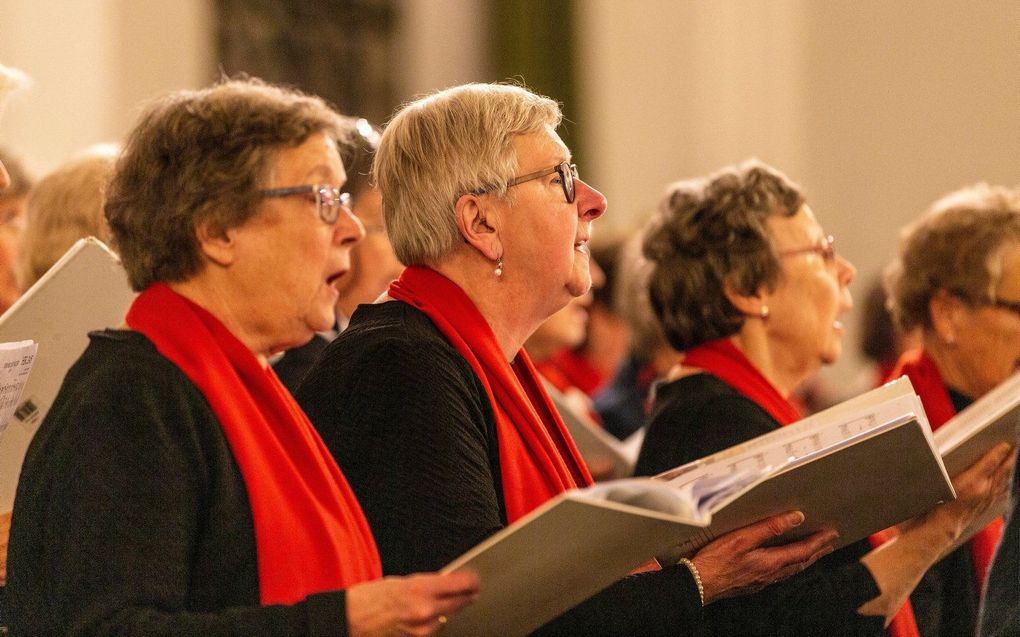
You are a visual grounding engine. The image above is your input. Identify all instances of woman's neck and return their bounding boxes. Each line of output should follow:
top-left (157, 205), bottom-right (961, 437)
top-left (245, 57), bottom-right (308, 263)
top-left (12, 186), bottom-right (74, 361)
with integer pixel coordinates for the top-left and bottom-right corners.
top-left (922, 332), bottom-right (978, 400)
top-left (729, 327), bottom-right (813, 398)
top-left (168, 278), bottom-right (274, 365)
top-left (432, 257), bottom-right (549, 363)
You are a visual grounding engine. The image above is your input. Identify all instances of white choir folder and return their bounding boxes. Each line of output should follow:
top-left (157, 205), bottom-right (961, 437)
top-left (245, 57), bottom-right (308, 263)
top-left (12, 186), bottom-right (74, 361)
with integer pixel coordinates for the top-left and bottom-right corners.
top-left (929, 370), bottom-right (1020, 550)
top-left (0, 238), bottom-right (135, 511)
top-left (440, 377), bottom-right (954, 637)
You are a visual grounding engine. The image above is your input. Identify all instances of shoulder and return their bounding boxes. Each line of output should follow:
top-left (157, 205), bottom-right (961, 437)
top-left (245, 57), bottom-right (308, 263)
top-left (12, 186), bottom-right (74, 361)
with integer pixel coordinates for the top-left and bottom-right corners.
top-left (303, 301), bottom-right (485, 402)
top-left (56, 329), bottom-right (209, 414)
top-left (636, 374), bottom-right (779, 474)
top-left (27, 330), bottom-right (220, 478)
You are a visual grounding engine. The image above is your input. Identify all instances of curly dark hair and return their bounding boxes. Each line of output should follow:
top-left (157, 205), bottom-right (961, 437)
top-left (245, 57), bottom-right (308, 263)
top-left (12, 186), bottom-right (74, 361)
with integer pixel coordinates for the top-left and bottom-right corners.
top-left (642, 159), bottom-right (805, 351)
top-left (105, 77), bottom-right (345, 291)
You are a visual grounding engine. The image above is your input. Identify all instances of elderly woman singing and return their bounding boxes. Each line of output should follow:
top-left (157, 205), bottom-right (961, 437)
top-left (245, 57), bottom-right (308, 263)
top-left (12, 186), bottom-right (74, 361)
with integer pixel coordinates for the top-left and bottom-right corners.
top-left (632, 161), bottom-right (1013, 637)
top-left (885, 184), bottom-right (1020, 637)
top-left (7, 78), bottom-right (477, 636)
top-left (298, 84), bottom-right (840, 635)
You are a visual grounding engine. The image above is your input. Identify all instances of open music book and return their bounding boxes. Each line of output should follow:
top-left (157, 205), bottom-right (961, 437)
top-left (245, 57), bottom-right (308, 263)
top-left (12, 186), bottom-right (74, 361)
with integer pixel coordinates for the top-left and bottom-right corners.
top-left (0, 238), bottom-right (135, 510)
top-left (931, 370), bottom-right (1020, 549)
top-left (440, 377), bottom-right (954, 636)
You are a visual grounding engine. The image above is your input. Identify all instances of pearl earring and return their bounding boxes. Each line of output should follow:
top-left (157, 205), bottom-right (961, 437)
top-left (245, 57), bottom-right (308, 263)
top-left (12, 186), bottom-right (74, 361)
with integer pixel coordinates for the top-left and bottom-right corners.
top-left (760, 305), bottom-right (770, 319)
top-left (495, 257), bottom-right (504, 278)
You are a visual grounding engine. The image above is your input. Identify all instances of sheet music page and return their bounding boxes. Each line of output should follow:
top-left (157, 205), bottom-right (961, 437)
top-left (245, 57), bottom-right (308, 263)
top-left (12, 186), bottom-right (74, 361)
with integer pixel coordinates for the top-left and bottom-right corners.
top-left (658, 386), bottom-right (926, 493)
top-left (0, 339), bottom-right (37, 438)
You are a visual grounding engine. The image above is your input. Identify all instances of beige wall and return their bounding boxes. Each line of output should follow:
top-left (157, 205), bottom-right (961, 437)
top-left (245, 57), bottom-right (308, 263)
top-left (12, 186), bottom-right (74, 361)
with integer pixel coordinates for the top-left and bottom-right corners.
top-left (577, 0), bottom-right (1020, 394)
top-left (0, 0), bottom-right (215, 173)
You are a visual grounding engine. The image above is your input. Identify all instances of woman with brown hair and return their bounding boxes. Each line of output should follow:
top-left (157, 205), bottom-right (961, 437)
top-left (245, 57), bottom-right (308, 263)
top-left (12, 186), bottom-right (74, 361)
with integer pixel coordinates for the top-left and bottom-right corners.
top-left (633, 160), bottom-right (1013, 636)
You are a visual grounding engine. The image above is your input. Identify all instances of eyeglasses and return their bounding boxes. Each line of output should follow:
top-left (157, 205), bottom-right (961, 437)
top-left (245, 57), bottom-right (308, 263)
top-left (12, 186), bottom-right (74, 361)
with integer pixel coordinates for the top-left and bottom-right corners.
top-left (259, 184), bottom-right (352, 224)
top-left (951, 289), bottom-right (1020, 317)
top-left (474, 161), bottom-right (579, 204)
top-left (988, 298), bottom-right (1020, 316)
top-left (778, 235), bottom-right (836, 262)
top-left (507, 161), bottom-right (578, 204)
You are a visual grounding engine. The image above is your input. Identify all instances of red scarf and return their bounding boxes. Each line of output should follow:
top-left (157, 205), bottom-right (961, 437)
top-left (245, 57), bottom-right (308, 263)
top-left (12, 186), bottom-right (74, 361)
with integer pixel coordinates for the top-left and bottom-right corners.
top-left (127, 283), bottom-right (381, 605)
top-left (681, 338), bottom-right (802, 425)
top-left (389, 266), bottom-right (592, 522)
top-left (685, 338), bottom-right (919, 637)
top-left (890, 349), bottom-right (1004, 590)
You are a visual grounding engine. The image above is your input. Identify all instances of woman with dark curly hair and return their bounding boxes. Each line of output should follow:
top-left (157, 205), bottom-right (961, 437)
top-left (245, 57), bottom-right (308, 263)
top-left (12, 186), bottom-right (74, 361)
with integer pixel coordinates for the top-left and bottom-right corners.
top-left (885, 184), bottom-right (1020, 637)
top-left (633, 160), bottom-right (1013, 637)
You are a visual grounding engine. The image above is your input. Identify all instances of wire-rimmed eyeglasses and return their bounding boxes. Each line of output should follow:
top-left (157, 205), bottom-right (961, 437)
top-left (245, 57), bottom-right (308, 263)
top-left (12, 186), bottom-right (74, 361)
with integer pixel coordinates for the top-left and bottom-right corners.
top-left (259, 184), bottom-right (352, 224)
top-left (474, 161), bottom-right (579, 204)
top-left (778, 235), bottom-right (836, 262)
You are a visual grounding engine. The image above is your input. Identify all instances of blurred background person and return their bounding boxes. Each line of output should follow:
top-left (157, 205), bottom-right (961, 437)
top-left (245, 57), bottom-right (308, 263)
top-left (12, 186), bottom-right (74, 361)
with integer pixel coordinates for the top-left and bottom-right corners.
top-left (0, 146), bottom-right (32, 314)
top-left (593, 230), bottom-right (678, 440)
top-left (536, 234), bottom-right (631, 398)
top-left (858, 275), bottom-right (921, 388)
top-left (8, 77), bottom-right (477, 635)
top-left (16, 143), bottom-right (118, 289)
top-left (885, 183), bottom-right (1020, 637)
top-left (273, 116), bottom-right (402, 394)
top-left (634, 160), bottom-right (1014, 636)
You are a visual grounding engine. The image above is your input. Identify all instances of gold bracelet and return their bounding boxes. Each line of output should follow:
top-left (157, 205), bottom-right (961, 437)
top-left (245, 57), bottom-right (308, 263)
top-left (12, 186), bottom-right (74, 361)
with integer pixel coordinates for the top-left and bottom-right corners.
top-left (678, 557), bottom-right (705, 607)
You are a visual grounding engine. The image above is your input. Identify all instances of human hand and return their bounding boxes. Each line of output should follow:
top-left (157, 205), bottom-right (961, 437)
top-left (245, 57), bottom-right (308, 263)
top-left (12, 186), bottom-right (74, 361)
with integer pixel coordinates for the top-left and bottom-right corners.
top-left (906, 442), bottom-right (1014, 542)
top-left (0, 510), bottom-right (10, 586)
top-left (346, 571), bottom-right (480, 637)
top-left (691, 511), bottom-right (837, 603)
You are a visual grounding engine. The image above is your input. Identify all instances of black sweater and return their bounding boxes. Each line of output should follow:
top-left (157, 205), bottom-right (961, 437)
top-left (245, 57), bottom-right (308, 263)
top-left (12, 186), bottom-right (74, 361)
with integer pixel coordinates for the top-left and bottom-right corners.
top-left (298, 301), bottom-right (704, 636)
top-left (635, 373), bottom-right (885, 636)
top-left (8, 330), bottom-right (347, 636)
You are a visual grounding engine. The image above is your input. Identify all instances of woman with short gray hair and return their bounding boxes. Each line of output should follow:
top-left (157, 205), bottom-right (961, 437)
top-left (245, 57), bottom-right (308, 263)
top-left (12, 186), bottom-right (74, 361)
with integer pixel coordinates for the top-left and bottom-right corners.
top-left (300, 85), bottom-right (843, 635)
top-left (885, 183), bottom-right (1020, 637)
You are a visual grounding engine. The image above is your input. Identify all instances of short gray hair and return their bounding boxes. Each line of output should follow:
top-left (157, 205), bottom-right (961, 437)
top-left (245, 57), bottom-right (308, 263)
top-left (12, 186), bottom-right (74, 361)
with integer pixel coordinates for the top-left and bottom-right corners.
top-left (885, 184), bottom-right (1020, 332)
top-left (374, 83), bottom-right (561, 266)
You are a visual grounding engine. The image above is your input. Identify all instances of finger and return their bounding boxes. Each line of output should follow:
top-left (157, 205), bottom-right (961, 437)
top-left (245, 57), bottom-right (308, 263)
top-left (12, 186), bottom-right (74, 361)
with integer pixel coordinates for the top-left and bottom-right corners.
top-left (415, 571), bottom-right (481, 598)
top-left (730, 510), bottom-right (805, 547)
top-left (758, 528), bottom-right (839, 568)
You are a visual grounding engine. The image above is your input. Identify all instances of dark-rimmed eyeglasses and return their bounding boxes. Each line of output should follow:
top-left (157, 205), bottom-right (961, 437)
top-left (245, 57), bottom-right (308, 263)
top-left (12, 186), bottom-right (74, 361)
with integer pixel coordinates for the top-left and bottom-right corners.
top-left (259, 184), bottom-right (352, 224)
top-left (474, 161), bottom-right (579, 204)
top-left (778, 235), bottom-right (836, 262)
top-left (950, 289), bottom-right (1020, 317)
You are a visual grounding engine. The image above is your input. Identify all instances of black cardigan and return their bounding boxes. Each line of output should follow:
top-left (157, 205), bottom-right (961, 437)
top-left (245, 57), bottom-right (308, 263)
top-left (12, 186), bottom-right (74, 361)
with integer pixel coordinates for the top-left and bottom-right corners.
top-left (7, 330), bottom-right (347, 636)
top-left (635, 373), bottom-right (885, 636)
top-left (298, 301), bottom-right (704, 636)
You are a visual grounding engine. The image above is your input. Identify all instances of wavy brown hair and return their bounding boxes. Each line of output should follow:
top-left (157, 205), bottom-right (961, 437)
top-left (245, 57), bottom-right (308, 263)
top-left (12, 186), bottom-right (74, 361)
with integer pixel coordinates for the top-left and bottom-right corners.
top-left (643, 160), bottom-right (805, 351)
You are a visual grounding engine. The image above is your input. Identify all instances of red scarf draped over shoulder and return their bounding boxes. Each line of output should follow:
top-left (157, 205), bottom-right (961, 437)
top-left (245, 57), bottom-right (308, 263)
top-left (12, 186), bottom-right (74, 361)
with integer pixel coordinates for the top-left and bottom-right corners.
top-left (890, 349), bottom-right (1004, 590)
top-left (685, 338), bottom-right (920, 637)
top-left (127, 283), bottom-right (381, 605)
top-left (389, 266), bottom-right (592, 522)
top-left (682, 338), bottom-right (802, 425)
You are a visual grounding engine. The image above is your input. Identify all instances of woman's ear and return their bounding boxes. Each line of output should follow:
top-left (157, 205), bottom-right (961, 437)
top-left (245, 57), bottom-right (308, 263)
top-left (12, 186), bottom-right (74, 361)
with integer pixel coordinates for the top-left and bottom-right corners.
top-left (723, 277), bottom-right (769, 319)
top-left (929, 289), bottom-right (962, 345)
top-left (195, 218), bottom-right (237, 267)
top-left (453, 192), bottom-right (502, 261)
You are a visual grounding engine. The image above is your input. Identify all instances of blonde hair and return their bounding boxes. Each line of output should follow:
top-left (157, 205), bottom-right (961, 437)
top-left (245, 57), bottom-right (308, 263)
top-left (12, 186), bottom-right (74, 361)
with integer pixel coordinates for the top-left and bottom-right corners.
top-left (886, 183), bottom-right (1020, 331)
top-left (18, 145), bottom-right (118, 288)
top-left (374, 83), bottom-right (561, 266)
